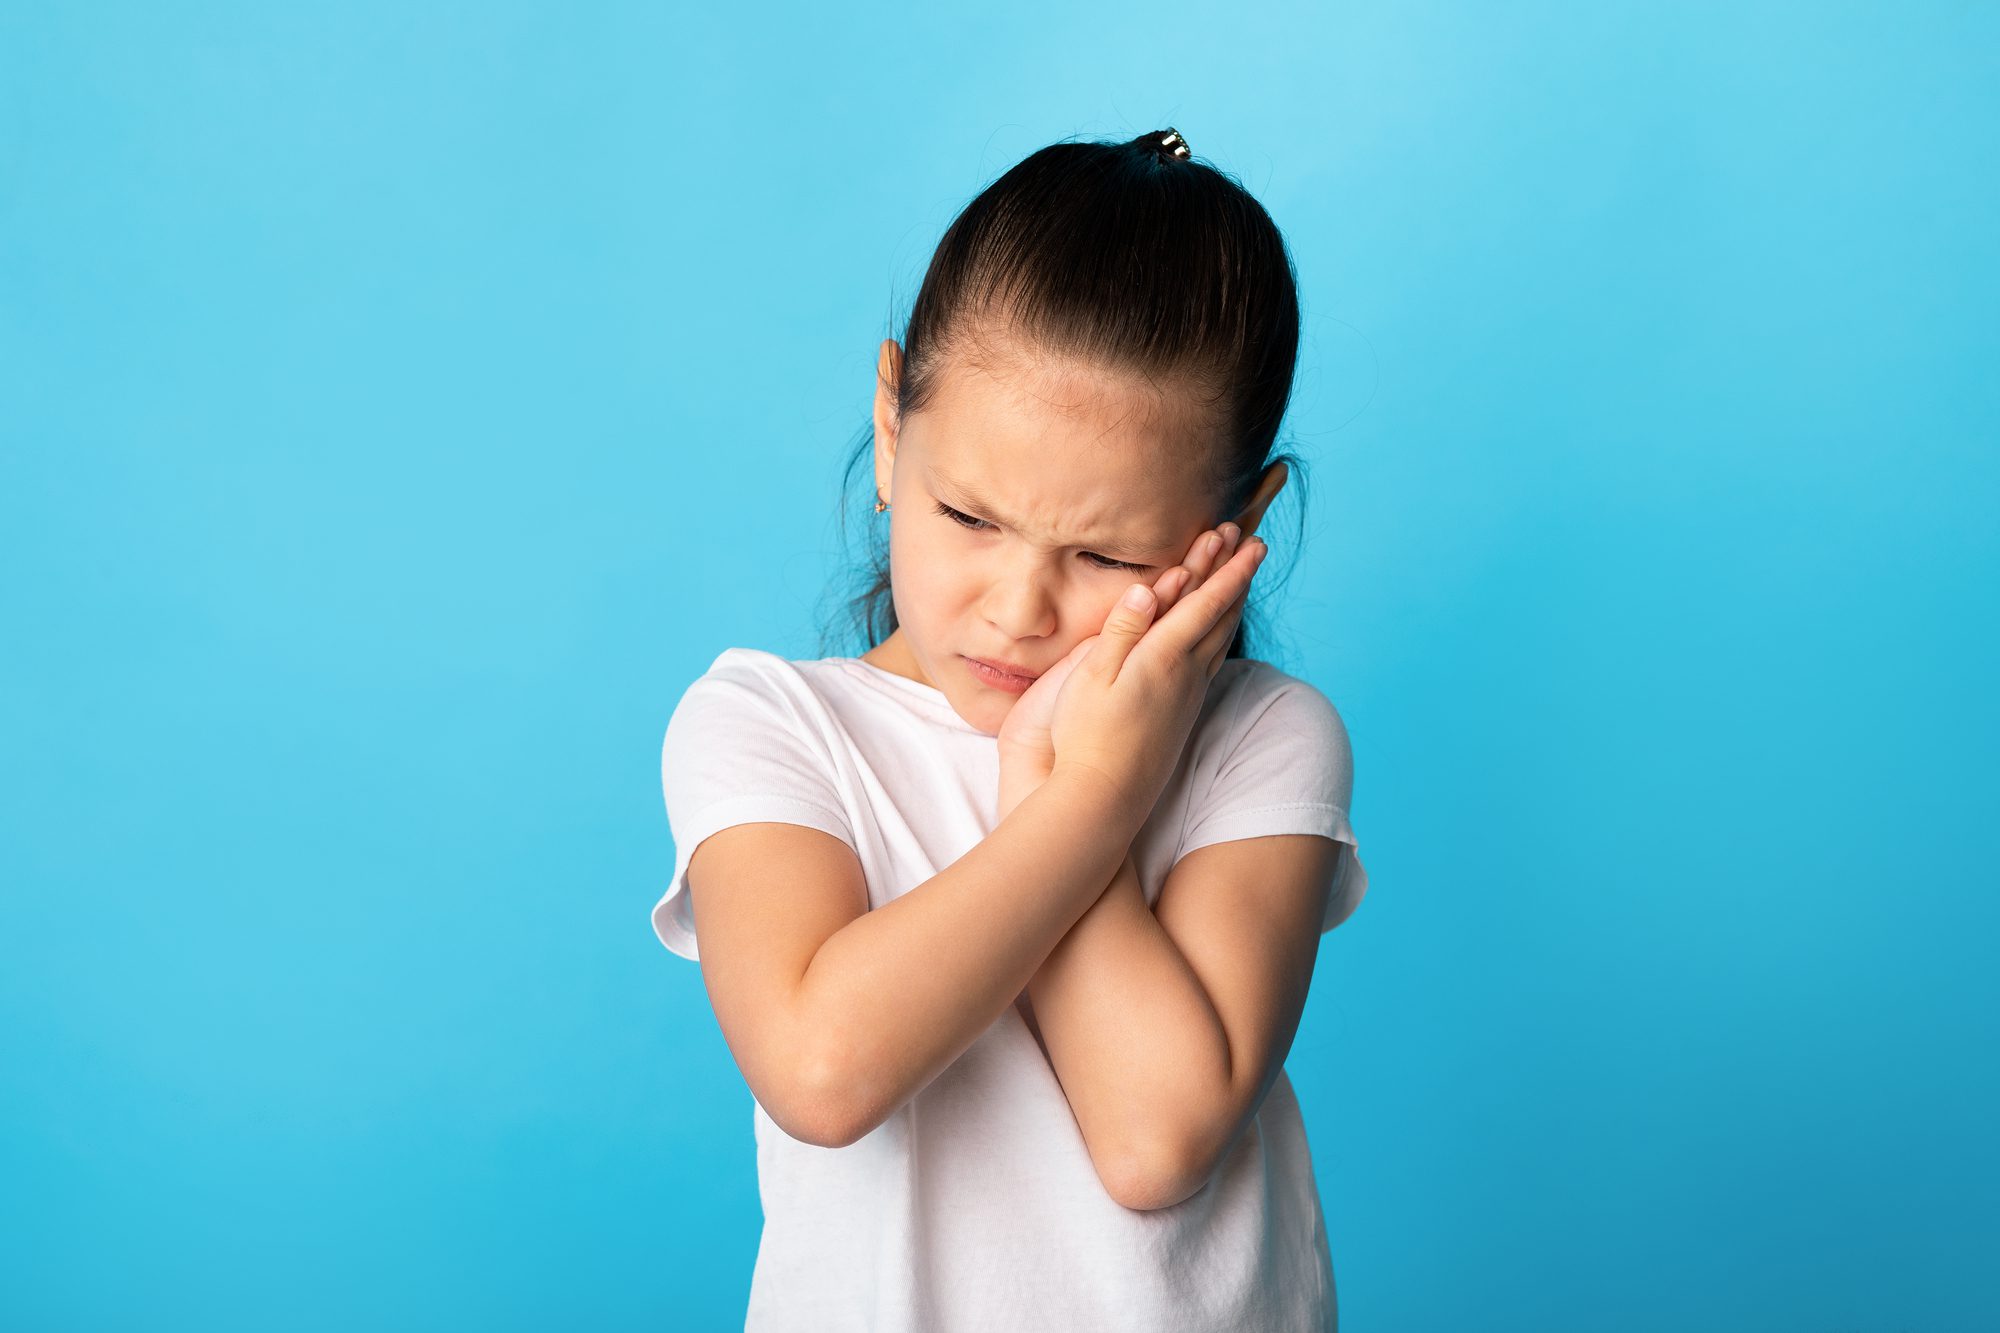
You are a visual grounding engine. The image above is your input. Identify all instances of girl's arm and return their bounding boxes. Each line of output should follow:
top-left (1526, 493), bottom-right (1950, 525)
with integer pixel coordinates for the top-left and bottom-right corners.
top-left (998, 759), bottom-right (1231, 1210)
top-left (1029, 849), bottom-right (1236, 1209)
top-left (999, 755), bottom-right (1341, 1212)
top-left (793, 760), bottom-right (1150, 1149)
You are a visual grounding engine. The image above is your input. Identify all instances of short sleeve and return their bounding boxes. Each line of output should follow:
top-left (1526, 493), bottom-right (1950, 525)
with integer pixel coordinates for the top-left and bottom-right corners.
top-left (1177, 673), bottom-right (1370, 933)
top-left (651, 651), bottom-right (858, 961)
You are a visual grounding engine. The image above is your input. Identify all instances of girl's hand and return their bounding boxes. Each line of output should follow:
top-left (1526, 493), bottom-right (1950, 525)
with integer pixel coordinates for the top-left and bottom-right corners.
top-left (995, 639), bottom-right (1092, 783)
top-left (1048, 525), bottom-right (1267, 823)
top-left (995, 523), bottom-right (1246, 789)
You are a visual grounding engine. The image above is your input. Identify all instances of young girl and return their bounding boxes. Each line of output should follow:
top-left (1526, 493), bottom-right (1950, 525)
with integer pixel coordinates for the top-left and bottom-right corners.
top-left (650, 127), bottom-right (1369, 1332)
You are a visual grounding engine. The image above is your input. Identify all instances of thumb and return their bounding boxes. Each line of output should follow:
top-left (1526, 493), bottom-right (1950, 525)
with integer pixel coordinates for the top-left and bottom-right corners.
top-left (1091, 582), bottom-right (1157, 669)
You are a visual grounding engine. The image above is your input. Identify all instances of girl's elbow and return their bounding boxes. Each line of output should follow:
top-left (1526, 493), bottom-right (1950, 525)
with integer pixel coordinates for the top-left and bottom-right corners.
top-left (1095, 1136), bottom-right (1202, 1212)
top-left (785, 1045), bottom-right (895, 1149)
top-left (762, 1047), bottom-right (863, 1149)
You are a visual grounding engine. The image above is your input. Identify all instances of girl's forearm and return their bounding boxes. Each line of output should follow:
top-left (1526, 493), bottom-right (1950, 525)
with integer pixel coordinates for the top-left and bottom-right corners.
top-left (1006, 765), bottom-right (1234, 1202)
top-left (796, 763), bottom-right (1145, 1145)
top-left (1026, 851), bottom-right (1231, 1203)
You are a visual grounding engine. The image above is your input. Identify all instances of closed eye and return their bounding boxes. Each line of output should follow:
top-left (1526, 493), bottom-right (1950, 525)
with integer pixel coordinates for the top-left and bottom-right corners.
top-left (932, 501), bottom-right (1152, 573)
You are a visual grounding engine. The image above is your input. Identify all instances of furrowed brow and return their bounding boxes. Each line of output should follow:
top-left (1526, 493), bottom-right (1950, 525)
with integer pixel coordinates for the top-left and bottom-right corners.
top-left (927, 466), bottom-right (1177, 561)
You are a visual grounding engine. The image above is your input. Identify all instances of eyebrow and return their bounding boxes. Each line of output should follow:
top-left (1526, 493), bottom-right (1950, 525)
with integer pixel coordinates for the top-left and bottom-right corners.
top-left (926, 465), bottom-right (1179, 562)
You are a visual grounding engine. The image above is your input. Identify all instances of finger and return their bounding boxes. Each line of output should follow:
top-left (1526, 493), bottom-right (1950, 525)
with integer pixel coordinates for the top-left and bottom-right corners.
top-left (1194, 576), bottom-right (1252, 671)
top-left (1089, 580), bottom-right (1160, 675)
top-left (1151, 565), bottom-right (1192, 613)
top-left (1138, 534), bottom-right (1267, 661)
top-left (1186, 525), bottom-right (1247, 665)
top-left (1194, 548), bottom-right (1254, 655)
top-left (1176, 528), bottom-right (1231, 602)
top-left (1151, 529), bottom-right (1221, 616)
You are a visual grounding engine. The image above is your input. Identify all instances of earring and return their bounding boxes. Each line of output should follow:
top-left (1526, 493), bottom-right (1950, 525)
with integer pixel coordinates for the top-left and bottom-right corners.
top-left (874, 497), bottom-right (889, 513)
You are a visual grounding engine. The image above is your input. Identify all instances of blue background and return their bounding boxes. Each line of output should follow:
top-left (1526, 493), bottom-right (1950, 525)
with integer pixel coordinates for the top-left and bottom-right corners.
top-left (4, 3), bottom-right (1994, 1329)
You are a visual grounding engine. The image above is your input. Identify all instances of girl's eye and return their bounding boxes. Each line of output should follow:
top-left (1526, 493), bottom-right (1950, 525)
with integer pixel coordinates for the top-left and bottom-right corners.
top-left (934, 500), bottom-right (992, 533)
top-left (932, 501), bottom-right (1150, 573)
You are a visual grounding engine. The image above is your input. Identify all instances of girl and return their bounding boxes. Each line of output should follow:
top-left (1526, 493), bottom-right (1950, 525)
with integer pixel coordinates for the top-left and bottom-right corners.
top-left (650, 127), bottom-right (1369, 1332)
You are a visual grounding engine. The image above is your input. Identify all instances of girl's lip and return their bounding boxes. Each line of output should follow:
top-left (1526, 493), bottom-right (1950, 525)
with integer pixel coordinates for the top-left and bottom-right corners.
top-left (965, 655), bottom-right (1041, 680)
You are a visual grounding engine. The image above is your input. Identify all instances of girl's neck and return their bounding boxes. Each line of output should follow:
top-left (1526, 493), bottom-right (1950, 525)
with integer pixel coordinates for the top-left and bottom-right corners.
top-left (860, 630), bottom-right (933, 690)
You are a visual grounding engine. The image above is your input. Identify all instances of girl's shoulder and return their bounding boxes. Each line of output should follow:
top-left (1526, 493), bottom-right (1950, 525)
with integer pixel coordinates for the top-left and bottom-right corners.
top-left (668, 647), bottom-right (832, 734)
top-left (1210, 655), bottom-right (1342, 715)
top-left (686, 646), bottom-right (982, 738)
top-left (1213, 654), bottom-right (1306, 693)
top-left (695, 644), bottom-right (793, 678)
top-left (681, 645), bottom-right (836, 697)
top-left (1200, 657), bottom-right (1354, 764)
top-left (672, 646), bottom-right (925, 730)
top-left (690, 645), bottom-right (857, 685)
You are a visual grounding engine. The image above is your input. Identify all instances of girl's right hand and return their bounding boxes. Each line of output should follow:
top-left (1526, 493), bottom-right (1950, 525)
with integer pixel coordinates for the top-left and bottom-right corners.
top-left (1047, 525), bottom-right (1268, 823)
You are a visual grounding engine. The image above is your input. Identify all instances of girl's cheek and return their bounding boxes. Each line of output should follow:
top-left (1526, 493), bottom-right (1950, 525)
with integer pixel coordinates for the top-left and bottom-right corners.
top-left (902, 557), bottom-right (960, 615)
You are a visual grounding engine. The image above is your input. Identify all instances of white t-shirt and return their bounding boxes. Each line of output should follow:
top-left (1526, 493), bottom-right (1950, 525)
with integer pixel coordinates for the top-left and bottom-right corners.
top-left (651, 647), bottom-right (1369, 1332)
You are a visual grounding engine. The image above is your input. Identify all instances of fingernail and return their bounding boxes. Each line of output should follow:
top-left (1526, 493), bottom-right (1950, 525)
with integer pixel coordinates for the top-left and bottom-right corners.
top-left (1122, 584), bottom-right (1151, 610)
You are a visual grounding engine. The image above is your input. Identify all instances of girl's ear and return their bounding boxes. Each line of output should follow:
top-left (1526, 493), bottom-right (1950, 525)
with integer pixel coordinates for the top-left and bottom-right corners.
top-left (873, 340), bottom-right (904, 499)
top-left (1232, 459), bottom-right (1289, 538)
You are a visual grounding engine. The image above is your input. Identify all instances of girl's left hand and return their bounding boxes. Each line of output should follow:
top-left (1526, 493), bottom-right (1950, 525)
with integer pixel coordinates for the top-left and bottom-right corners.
top-left (996, 521), bottom-right (1244, 789)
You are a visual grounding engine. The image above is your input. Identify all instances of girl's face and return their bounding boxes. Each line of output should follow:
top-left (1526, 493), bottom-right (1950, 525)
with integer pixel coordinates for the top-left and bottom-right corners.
top-left (866, 336), bottom-right (1277, 736)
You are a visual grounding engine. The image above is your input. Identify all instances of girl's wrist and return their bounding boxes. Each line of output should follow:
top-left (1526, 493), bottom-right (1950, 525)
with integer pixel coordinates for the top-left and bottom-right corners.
top-left (996, 745), bottom-right (1056, 822)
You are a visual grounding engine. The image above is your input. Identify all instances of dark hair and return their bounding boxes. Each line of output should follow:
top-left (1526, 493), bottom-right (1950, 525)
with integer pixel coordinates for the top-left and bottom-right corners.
top-left (815, 128), bottom-right (1312, 663)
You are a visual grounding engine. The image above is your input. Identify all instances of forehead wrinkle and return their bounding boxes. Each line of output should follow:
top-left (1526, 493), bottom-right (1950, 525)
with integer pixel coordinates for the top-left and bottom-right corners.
top-left (924, 462), bottom-right (1180, 560)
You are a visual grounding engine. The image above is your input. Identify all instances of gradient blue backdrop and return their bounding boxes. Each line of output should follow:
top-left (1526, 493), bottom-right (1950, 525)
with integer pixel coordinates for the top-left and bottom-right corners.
top-left (4, 3), bottom-right (1994, 1329)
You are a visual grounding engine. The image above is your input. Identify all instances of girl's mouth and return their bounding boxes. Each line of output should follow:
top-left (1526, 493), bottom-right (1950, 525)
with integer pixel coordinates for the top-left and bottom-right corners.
top-left (962, 655), bottom-right (1038, 693)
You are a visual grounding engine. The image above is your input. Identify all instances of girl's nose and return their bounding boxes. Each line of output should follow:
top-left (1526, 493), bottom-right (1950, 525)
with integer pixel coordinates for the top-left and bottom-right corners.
top-left (979, 570), bottom-right (1059, 641)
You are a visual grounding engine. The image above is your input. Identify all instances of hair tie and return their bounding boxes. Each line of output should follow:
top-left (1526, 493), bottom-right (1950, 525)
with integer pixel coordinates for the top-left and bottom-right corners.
top-left (1158, 127), bottom-right (1191, 160)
